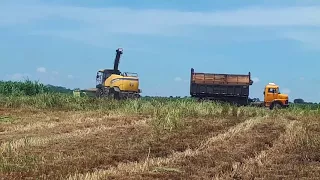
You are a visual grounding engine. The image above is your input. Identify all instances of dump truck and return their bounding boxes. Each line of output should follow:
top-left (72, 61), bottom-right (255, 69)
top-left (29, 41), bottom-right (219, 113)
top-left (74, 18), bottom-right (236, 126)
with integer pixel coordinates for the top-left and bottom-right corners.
top-left (190, 68), bottom-right (253, 105)
top-left (189, 68), bottom-right (289, 109)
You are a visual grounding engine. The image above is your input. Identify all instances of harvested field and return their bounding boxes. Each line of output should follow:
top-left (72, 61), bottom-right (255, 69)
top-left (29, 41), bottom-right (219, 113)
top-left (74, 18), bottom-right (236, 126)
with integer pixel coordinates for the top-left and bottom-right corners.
top-left (0, 98), bottom-right (320, 179)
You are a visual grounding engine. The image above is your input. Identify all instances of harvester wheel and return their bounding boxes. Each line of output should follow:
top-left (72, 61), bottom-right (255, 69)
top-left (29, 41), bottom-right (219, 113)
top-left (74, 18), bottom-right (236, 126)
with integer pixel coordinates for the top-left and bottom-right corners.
top-left (96, 88), bottom-right (104, 98)
top-left (134, 94), bottom-right (140, 99)
top-left (114, 91), bottom-right (120, 100)
top-left (109, 90), bottom-right (120, 100)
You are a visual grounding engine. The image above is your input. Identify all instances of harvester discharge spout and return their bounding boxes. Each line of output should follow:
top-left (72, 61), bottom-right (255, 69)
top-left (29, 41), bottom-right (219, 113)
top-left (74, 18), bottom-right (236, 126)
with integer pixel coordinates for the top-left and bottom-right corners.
top-left (113, 48), bottom-right (123, 75)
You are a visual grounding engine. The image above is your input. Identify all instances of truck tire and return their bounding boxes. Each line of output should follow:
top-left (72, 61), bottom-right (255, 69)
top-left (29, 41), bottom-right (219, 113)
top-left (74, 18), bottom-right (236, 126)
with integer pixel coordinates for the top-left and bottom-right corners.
top-left (270, 102), bottom-right (282, 110)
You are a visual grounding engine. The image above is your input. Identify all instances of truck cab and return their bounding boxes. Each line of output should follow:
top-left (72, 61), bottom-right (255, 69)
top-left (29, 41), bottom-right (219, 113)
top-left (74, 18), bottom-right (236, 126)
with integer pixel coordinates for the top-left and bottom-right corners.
top-left (263, 83), bottom-right (289, 109)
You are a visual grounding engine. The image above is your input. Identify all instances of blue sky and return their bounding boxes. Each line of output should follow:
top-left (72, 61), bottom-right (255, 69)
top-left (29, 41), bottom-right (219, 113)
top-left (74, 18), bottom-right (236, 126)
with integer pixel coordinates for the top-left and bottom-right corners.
top-left (1, 0), bottom-right (320, 102)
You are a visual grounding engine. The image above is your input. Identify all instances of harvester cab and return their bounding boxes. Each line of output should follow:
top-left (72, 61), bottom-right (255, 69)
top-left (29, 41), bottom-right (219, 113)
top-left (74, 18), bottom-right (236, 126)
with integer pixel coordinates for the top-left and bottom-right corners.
top-left (96, 48), bottom-right (122, 87)
top-left (95, 48), bottom-right (141, 99)
top-left (263, 83), bottom-right (289, 109)
top-left (96, 69), bottom-right (115, 88)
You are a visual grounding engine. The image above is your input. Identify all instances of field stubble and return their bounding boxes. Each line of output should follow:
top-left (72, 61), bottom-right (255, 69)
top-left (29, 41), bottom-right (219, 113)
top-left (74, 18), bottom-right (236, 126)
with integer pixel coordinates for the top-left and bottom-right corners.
top-left (0, 97), bottom-right (319, 179)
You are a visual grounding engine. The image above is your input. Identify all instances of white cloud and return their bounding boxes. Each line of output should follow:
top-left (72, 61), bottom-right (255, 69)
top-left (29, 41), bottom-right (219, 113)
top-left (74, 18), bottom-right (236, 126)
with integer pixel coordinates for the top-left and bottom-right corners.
top-left (1, 3), bottom-right (320, 33)
top-left (67, 75), bottom-right (74, 79)
top-left (36, 67), bottom-right (46, 73)
top-left (174, 77), bottom-right (182, 82)
top-left (252, 77), bottom-right (260, 83)
top-left (299, 77), bottom-right (305, 80)
top-left (282, 88), bottom-right (291, 94)
top-left (1, 2), bottom-right (320, 49)
top-left (282, 31), bottom-right (320, 50)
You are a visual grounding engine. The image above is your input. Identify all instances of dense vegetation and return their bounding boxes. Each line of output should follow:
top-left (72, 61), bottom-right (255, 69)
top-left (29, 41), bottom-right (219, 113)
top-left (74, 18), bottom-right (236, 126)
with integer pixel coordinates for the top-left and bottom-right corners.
top-left (0, 80), bottom-right (319, 111)
top-left (0, 80), bottom-right (50, 96)
top-left (0, 80), bottom-right (73, 96)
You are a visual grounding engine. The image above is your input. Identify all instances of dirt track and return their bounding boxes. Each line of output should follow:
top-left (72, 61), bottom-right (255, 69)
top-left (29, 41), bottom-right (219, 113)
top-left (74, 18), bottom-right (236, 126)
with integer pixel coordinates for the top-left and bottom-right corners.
top-left (0, 109), bottom-right (319, 179)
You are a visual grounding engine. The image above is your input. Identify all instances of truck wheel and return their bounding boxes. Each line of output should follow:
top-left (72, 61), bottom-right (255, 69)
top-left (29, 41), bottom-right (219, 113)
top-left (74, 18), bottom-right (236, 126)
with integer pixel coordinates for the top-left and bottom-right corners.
top-left (270, 102), bottom-right (282, 110)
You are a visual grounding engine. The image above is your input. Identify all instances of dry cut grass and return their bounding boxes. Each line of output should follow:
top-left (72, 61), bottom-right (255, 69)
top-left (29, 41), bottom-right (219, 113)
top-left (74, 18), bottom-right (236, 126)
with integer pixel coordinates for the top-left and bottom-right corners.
top-left (0, 101), bottom-right (319, 180)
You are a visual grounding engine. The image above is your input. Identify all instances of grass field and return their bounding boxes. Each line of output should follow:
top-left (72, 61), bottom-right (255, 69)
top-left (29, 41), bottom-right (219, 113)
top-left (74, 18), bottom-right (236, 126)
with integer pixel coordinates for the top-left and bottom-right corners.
top-left (0, 81), bottom-right (320, 179)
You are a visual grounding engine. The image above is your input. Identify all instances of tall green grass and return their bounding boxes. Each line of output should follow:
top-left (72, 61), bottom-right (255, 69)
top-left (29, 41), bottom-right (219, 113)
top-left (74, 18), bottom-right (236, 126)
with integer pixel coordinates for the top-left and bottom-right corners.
top-left (1, 93), bottom-right (320, 132)
top-left (1, 79), bottom-right (319, 131)
top-left (0, 93), bottom-right (271, 131)
top-left (1, 90), bottom-right (319, 115)
top-left (0, 80), bottom-right (50, 96)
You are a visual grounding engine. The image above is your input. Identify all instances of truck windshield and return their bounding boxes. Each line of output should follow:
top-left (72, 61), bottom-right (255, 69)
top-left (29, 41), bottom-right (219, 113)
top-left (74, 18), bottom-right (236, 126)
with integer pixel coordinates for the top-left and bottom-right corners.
top-left (268, 88), bottom-right (279, 94)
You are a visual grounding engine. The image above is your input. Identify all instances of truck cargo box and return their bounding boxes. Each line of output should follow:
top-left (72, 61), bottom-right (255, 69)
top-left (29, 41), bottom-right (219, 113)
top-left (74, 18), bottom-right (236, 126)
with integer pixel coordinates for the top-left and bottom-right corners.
top-left (190, 68), bottom-right (253, 105)
top-left (191, 69), bottom-right (252, 85)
